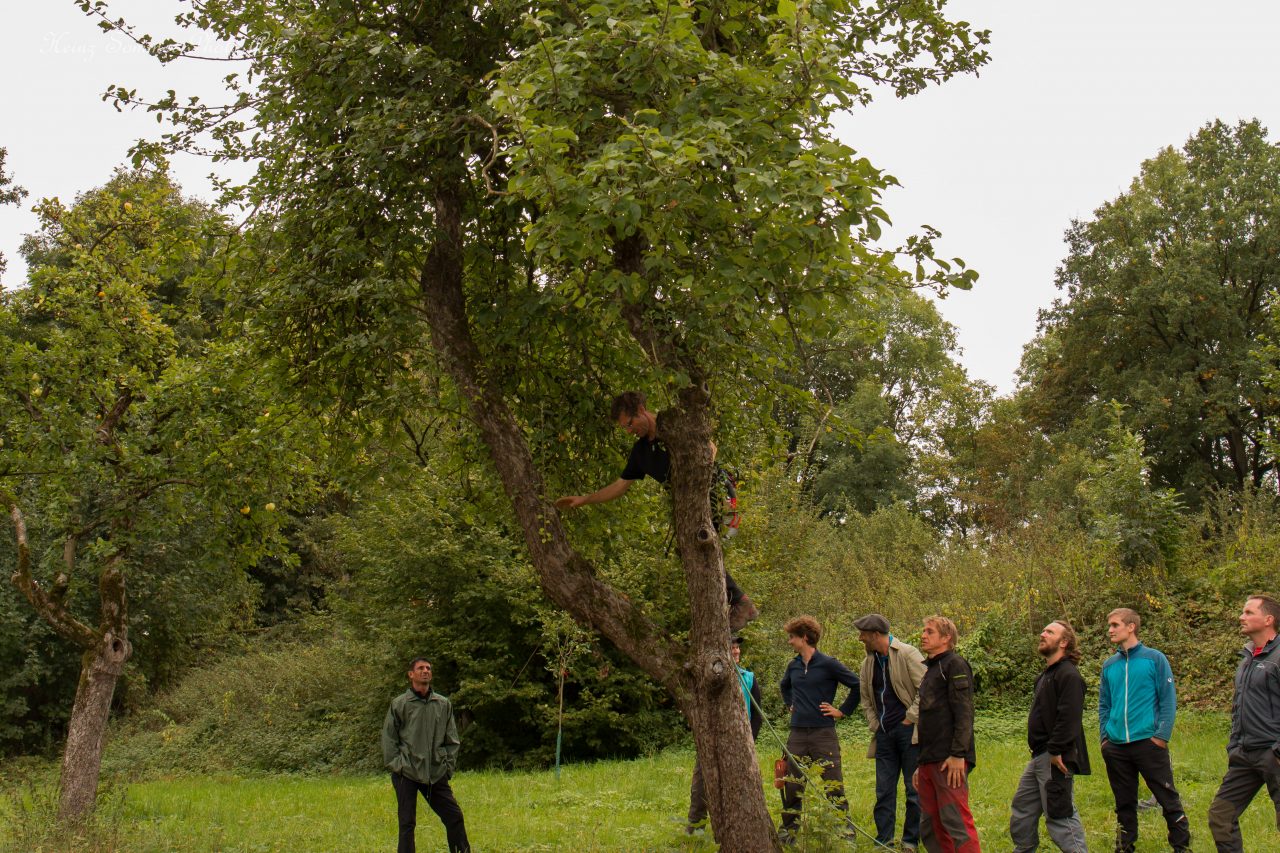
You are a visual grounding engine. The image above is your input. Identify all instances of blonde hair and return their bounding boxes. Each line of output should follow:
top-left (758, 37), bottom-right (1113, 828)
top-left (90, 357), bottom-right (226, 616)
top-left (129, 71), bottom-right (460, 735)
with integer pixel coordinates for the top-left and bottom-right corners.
top-left (924, 615), bottom-right (958, 650)
top-left (1107, 608), bottom-right (1141, 631)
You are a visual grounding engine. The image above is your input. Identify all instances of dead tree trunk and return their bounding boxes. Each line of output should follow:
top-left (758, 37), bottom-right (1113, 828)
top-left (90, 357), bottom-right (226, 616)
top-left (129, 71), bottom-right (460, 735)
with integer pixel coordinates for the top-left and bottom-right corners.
top-left (417, 174), bottom-right (780, 851)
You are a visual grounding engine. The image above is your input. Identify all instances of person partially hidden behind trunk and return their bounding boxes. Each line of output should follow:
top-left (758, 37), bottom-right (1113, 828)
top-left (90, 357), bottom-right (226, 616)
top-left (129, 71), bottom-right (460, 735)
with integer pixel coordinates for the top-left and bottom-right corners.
top-left (1208, 594), bottom-right (1280, 852)
top-left (554, 391), bottom-right (757, 630)
top-left (914, 615), bottom-right (981, 853)
top-left (1009, 620), bottom-right (1089, 852)
top-left (382, 657), bottom-right (470, 853)
top-left (1098, 607), bottom-right (1190, 853)
top-left (687, 635), bottom-right (763, 835)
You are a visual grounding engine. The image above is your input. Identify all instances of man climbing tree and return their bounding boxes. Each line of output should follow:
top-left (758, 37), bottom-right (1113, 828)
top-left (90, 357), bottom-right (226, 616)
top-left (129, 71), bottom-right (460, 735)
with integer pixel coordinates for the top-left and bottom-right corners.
top-left (101, 1), bottom-right (987, 847)
top-left (555, 391), bottom-right (756, 630)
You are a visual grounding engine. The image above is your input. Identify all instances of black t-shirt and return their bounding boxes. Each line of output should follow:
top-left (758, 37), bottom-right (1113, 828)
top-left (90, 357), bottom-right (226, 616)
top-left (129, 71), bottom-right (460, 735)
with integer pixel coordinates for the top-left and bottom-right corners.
top-left (620, 436), bottom-right (670, 483)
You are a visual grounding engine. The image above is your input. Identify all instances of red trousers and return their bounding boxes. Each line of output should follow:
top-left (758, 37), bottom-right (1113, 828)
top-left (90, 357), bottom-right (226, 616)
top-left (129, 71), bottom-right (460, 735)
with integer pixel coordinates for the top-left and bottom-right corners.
top-left (917, 760), bottom-right (981, 853)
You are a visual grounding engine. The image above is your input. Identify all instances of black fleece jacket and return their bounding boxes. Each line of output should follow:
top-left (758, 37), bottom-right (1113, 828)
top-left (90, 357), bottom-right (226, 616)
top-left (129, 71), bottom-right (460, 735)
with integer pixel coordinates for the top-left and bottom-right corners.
top-left (1027, 658), bottom-right (1091, 775)
top-left (917, 650), bottom-right (976, 767)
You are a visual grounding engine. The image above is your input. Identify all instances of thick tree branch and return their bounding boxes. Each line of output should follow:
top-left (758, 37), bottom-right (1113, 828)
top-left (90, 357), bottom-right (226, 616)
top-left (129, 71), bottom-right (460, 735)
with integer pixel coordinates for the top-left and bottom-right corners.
top-left (4, 497), bottom-right (97, 649)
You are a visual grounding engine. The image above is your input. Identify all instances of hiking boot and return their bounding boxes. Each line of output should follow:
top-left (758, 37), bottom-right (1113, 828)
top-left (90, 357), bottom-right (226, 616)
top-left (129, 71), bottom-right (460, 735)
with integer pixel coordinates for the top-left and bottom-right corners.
top-left (728, 594), bottom-right (759, 632)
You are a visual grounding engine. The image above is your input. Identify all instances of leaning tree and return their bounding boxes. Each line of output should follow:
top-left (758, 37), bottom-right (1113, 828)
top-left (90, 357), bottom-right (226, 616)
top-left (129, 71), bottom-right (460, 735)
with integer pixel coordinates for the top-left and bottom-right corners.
top-left (94, 0), bottom-right (986, 845)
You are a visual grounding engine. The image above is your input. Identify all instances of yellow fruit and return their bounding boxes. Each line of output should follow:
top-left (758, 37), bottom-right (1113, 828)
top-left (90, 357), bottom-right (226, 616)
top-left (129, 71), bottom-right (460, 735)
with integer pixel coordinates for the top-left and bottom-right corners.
top-left (265, 502), bottom-right (276, 512)
top-left (240, 505), bottom-right (251, 515)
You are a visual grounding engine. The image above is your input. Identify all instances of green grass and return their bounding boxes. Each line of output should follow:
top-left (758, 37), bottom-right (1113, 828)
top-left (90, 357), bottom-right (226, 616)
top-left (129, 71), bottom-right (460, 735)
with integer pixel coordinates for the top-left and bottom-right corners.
top-left (3, 711), bottom-right (1276, 851)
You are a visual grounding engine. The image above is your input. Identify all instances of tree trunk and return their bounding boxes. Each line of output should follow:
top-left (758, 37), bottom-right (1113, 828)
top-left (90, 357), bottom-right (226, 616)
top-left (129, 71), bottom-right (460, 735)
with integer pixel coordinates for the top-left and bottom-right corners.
top-left (418, 173), bottom-right (780, 851)
top-left (663, 393), bottom-right (781, 851)
top-left (58, 631), bottom-right (131, 823)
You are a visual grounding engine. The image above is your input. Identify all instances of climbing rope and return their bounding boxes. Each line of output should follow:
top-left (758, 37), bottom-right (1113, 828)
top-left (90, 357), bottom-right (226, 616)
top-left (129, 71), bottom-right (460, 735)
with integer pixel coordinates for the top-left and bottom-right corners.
top-left (745, 687), bottom-right (898, 851)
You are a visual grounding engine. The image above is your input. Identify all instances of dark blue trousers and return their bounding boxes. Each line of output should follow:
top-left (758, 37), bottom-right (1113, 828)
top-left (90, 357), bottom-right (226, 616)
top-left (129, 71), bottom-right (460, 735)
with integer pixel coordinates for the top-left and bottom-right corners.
top-left (874, 722), bottom-right (921, 847)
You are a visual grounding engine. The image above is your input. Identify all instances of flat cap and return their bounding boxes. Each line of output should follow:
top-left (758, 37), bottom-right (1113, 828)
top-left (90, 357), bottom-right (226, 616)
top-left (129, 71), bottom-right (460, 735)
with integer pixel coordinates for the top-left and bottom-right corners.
top-left (853, 613), bottom-right (891, 634)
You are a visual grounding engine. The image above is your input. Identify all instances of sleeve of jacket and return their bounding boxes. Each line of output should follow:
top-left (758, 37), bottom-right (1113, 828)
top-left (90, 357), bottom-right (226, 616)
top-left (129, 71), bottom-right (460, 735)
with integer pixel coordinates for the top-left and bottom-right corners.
top-left (749, 679), bottom-right (763, 741)
top-left (1098, 659), bottom-right (1112, 742)
top-left (441, 701), bottom-right (461, 775)
top-left (1154, 652), bottom-right (1177, 742)
top-left (903, 646), bottom-right (927, 724)
top-left (859, 656), bottom-right (879, 731)
top-left (946, 658), bottom-right (975, 758)
top-left (1048, 668), bottom-right (1085, 758)
top-left (1227, 659), bottom-right (1242, 752)
top-left (835, 658), bottom-right (862, 717)
top-left (780, 664), bottom-right (793, 709)
top-left (381, 700), bottom-right (402, 769)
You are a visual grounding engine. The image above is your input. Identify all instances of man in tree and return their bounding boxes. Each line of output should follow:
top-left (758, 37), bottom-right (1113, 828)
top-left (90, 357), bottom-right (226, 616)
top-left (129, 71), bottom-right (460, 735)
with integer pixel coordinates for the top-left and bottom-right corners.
top-left (554, 391), bottom-right (757, 630)
top-left (382, 658), bottom-right (470, 853)
top-left (1208, 594), bottom-right (1280, 851)
top-left (1009, 620), bottom-right (1090, 853)
top-left (914, 615), bottom-right (981, 852)
top-left (1099, 608), bottom-right (1190, 852)
top-left (687, 635), bottom-right (763, 835)
top-left (777, 615), bottom-right (860, 843)
top-left (856, 613), bottom-right (927, 852)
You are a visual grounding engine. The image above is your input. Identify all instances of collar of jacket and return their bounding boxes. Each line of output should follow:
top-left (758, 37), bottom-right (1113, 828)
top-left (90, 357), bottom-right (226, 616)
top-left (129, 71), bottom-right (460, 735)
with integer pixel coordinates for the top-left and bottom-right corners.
top-left (1243, 634), bottom-right (1280, 657)
top-left (925, 649), bottom-right (954, 666)
top-left (1116, 642), bottom-right (1145, 657)
top-left (406, 687), bottom-right (437, 702)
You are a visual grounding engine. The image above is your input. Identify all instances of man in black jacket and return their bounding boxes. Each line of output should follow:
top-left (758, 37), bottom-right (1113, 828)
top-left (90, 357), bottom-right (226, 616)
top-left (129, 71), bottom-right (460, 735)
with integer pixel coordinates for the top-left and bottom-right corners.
top-left (914, 615), bottom-right (981, 853)
top-left (1009, 620), bottom-right (1089, 852)
top-left (778, 615), bottom-right (860, 842)
top-left (1208, 594), bottom-right (1280, 852)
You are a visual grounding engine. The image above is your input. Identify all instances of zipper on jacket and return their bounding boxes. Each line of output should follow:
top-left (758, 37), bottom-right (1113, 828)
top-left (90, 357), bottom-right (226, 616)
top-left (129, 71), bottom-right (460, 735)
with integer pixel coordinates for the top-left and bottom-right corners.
top-left (1123, 648), bottom-right (1131, 742)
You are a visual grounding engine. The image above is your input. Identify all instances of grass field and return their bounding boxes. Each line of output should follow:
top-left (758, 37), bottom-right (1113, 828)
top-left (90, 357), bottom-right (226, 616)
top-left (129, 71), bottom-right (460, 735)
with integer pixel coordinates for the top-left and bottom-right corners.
top-left (3, 711), bottom-right (1275, 852)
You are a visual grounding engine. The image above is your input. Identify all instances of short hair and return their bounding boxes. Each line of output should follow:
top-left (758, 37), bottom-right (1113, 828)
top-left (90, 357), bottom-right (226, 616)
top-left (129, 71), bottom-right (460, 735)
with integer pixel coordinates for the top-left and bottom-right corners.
top-left (1248, 594), bottom-right (1280, 630)
top-left (1107, 608), bottom-right (1141, 631)
top-left (610, 391), bottom-right (646, 421)
top-left (784, 615), bottom-right (822, 647)
top-left (1050, 620), bottom-right (1082, 664)
top-left (406, 657), bottom-right (431, 671)
top-left (923, 615), bottom-right (958, 650)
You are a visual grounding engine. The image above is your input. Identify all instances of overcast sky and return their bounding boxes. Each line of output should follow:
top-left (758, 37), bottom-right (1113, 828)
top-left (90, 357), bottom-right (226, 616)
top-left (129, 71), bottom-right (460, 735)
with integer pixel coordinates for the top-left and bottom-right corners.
top-left (4, 2), bottom-right (1279, 393)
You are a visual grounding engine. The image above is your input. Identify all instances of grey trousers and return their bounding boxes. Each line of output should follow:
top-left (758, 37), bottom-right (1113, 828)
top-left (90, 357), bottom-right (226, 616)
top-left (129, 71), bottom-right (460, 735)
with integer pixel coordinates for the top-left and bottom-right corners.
top-left (1208, 746), bottom-right (1280, 852)
top-left (1009, 753), bottom-right (1088, 853)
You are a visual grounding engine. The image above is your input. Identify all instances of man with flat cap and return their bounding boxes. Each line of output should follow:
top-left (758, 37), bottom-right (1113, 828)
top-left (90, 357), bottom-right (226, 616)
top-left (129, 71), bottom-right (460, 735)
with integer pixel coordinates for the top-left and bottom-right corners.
top-left (857, 613), bottom-right (928, 852)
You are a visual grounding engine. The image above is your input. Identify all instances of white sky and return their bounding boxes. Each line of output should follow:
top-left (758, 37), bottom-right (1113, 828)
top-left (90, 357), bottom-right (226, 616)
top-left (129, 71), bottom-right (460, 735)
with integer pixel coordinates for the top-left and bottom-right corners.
top-left (4, 2), bottom-right (1280, 393)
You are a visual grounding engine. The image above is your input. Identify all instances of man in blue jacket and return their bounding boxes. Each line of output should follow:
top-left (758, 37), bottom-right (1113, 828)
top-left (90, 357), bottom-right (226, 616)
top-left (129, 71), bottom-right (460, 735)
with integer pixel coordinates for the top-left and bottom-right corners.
top-left (1208, 594), bottom-right (1280, 851)
top-left (1098, 607), bottom-right (1190, 853)
top-left (778, 614), bottom-right (860, 843)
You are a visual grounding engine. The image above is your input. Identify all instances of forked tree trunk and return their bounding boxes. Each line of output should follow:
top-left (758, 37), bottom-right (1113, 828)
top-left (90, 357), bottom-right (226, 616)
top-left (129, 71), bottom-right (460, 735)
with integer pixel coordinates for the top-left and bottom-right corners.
top-left (59, 631), bottom-right (132, 822)
top-left (418, 175), bottom-right (781, 851)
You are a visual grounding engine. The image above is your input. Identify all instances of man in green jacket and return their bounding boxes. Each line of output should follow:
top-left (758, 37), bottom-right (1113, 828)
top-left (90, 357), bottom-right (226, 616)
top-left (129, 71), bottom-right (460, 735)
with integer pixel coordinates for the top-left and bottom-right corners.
top-left (382, 657), bottom-right (470, 853)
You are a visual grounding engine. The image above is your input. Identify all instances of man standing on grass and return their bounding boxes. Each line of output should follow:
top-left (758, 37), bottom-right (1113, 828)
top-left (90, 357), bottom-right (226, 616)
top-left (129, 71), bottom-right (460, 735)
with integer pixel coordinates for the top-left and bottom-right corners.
top-left (382, 657), bottom-right (471, 853)
top-left (1208, 594), bottom-right (1280, 851)
top-left (778, 614), bottom-right (860, 843)
top-left (1098, 607), bottom-right (1190, 853)
top-left (914, 615), bottom-right (981, 853)
top-left (687, 635), bottom-right (764, 834)
top-left (554, 391), bottom-right (757, 630)
top-left (855, 612), bottom-right (927, 852)
top-left (1009, 620), bottom-right (1089, 852)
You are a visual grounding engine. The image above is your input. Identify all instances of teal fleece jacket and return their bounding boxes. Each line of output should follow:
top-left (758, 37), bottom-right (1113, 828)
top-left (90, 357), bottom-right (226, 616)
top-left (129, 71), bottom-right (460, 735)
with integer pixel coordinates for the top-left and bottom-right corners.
top-left (1098, 642), bottom-right (1176, 744)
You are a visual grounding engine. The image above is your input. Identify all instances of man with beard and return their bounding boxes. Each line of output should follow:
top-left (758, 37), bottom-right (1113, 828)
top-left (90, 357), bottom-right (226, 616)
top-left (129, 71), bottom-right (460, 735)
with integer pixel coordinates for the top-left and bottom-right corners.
top-left (1009, 620), bottom-right (1090, 852)
top-left (855, 613), bottom-right (927, 852)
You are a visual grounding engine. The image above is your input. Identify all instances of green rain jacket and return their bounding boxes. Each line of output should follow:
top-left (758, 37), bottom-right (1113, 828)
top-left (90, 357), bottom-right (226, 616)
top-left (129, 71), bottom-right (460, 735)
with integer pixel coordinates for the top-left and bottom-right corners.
top-left (381, 688), bottom-right (460, 784)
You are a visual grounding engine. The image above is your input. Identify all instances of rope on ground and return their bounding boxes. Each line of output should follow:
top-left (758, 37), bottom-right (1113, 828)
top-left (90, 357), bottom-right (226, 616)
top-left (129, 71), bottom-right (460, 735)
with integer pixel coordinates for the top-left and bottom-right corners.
top-left (747, 688), bottom-right (898, 851)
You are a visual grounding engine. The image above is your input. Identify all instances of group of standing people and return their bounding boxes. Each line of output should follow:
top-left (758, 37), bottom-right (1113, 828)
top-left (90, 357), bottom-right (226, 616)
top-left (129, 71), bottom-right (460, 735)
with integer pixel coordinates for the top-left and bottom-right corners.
top-left (377, 393), bottom-right (1280, 851)
top-left (757, 596), bottom-right (1280, 852)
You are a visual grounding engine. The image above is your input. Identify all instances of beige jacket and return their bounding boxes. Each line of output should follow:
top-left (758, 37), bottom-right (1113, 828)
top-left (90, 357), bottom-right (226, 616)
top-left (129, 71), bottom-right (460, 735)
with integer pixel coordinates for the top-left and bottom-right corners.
top-left (859, 637), bottom-right (927, 756)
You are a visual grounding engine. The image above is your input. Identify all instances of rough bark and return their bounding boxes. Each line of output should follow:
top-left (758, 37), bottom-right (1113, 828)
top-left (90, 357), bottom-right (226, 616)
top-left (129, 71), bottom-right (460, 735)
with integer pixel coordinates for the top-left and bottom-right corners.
top-left (5, 499), bottom-right (132, 824)
top-left (416, 173), bottom-right (780, 851)
top-left (58, 630), bottom-right (131, 822)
